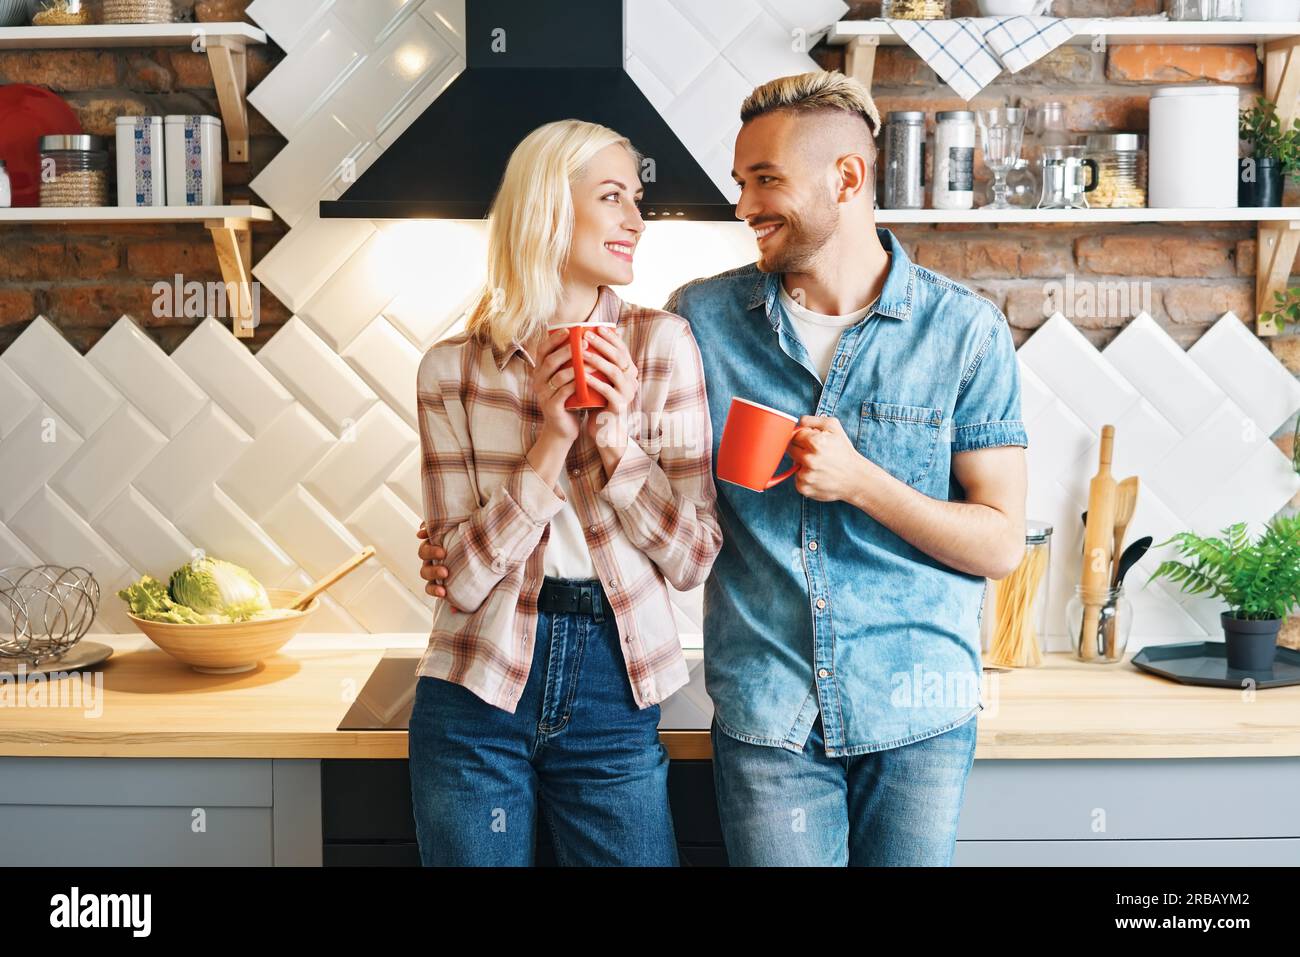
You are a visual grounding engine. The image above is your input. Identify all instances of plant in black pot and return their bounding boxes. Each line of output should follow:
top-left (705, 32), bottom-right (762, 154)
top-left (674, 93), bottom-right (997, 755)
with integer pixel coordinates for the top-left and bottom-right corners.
top-left (1147, 516), bottom-right (1300, 670)
top-left (1238, 97), bottom-right (1300, 208)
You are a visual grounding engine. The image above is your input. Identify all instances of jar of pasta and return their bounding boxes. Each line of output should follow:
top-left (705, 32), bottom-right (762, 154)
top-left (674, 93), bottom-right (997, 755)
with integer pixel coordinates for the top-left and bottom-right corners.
top-left (39, 135), bottom-right (109, 208)
top-left (982, 522), bottom-right (1053, 668)
top-left (882, 0), bottom-right (951, 18)
top-left (27, 0), bottom-right (93, 24)
top-left (1082, 132), bottom-right (1147, 208)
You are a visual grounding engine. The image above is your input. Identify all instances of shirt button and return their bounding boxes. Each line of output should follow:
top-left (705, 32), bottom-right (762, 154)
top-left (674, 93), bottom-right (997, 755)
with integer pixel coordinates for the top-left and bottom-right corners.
top-left (816, 598), bottom-right (827, 610)
top-left (818, 668), bottom-right (831, 678)
top-left (808, 540), bottom-right (818, 551)
top-left (588, 524), bottom-right (597, 533)
top-left (570, 469), bottom-right (580, 477)
top-left (610, 579), bottom-right (619, 589)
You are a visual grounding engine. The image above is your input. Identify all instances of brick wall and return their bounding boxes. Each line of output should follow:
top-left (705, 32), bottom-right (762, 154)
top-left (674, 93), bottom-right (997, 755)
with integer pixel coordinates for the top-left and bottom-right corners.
top-left (0, 0), bottom-right (286, 354)
top-left (820, 0), bottom-right (1299, 461)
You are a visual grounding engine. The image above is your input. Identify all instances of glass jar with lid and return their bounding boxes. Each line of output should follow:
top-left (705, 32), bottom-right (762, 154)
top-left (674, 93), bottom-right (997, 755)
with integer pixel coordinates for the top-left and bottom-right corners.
top-left (982, 521), bottom-right (1053, 668)
top-left (1082, 132), bottom-right (1147, 208)
top-left (39, 134), bottom-right (109, 208)
top-left (882, 0), bottom-right (951, 19)
top-left (882, 111), bottom-right (926, 210)
top-left (27, 0), bottom-right (93, 25)
top-left (933, 110), bottom-right (975, 210)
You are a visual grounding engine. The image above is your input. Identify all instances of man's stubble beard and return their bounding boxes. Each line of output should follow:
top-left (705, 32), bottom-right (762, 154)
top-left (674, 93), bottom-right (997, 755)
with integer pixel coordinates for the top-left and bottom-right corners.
top-left (756, 196), bottom-right (840, 276)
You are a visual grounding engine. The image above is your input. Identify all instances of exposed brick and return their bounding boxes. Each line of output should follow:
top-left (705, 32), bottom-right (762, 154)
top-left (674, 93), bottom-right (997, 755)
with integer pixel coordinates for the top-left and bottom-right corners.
top-left (1106, 45), bottom-right (1257, 85)
top-left (0, 289), bottom-right (39, 327)
top-left (1076, 235), bottom-right (1167, 276)
top-left (1015, 46), bottom-right (1096, 85)
top-left (44, 284), bottom-right (170, 327)
top-left (0, 241), bottom-right (118, 282)
top-left (124, 55), bottom-right (175, 93)
top-left (964, 239), bottom-right (1020, 278)
top-left (1161, 282), bottom-right (1255, 325)
top-left (1167, 238), bottom-right (1237, 278)
top-left (871, 48), bottom-right (938, 87)
top-left (0, 51), bottom-right (118, 90)
top-left (1004, 286), bottom-right (1057, 330)
top-left (913, 240), bottom-right (963, 276)
top-left (1238, 239), bottom-right (1257, 277)
top-left (1020, 242), bottom-right (1074, 277)
top-left (126, 241), bottom-right (220, 279)
top-left (1271, 336), bottom-right (1300, 375)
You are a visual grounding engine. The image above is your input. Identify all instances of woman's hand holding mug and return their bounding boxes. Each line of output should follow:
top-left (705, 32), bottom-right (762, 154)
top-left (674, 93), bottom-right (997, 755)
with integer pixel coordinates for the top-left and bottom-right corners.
top-left (581, 326), bottom-right (640, 475)
top-left (527, 330), bottom-right (582, 486)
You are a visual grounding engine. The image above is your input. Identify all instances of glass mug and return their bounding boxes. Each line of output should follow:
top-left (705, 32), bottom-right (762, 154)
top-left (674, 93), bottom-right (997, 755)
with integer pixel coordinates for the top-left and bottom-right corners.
top-left (1038, 145), bottom-right (1099, 210)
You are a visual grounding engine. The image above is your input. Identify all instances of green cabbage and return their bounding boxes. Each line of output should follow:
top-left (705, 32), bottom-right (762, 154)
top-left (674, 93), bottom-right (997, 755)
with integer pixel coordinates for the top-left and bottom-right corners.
top-left (168, 558), bottom-right (271, 622)
top-left (118, 575), bottom-right (222, 624)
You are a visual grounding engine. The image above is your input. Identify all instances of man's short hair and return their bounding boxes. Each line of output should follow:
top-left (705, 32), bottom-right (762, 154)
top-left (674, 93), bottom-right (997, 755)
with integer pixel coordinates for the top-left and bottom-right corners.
top-left (740, 71), bottom-right (882, 139)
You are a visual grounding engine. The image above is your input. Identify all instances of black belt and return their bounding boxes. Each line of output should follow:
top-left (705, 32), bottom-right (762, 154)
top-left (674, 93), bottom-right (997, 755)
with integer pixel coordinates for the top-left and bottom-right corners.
top-left (537, 578), bottom-right (607, 623)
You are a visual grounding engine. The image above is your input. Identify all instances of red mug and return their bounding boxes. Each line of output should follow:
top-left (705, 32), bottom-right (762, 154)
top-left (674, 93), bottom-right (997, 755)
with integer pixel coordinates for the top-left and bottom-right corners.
top-left (550, 321), bottom-right (612, 410)
top-left (716, 397), bottom-right (801, 491)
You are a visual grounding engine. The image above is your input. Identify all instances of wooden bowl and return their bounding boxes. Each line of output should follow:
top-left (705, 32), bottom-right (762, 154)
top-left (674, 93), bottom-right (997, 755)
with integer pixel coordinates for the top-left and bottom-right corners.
top-left (127, 588), bottom-right (318, 674)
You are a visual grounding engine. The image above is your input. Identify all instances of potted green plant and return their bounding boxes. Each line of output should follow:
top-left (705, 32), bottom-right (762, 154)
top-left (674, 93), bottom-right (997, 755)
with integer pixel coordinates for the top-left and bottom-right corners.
top-left (1258, 285), bottom-right (1300, 335)
top-left (1238, 96), bottom-right (1300, 207)
top-left (1147, 515), bottom-right (1300, 670)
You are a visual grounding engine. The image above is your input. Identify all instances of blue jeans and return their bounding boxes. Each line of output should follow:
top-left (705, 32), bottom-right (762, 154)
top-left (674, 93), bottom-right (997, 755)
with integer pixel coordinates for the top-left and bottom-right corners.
top-left (408, 578), bottom-right (677, 866)
top-left (711, 711), bottom-right (978, 866)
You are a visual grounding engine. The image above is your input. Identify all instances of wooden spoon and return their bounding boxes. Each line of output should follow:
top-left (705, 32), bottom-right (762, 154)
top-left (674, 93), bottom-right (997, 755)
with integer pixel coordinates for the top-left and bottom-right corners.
top-left (290, 547), bottom-right (376, 611)
top-left (1110, 477), bottom-right (1140, 587)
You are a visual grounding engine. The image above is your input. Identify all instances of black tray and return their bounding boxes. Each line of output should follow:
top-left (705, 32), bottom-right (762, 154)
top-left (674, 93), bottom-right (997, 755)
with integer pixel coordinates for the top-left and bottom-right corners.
top-left (1131, 641), bottom-right (1300, 688)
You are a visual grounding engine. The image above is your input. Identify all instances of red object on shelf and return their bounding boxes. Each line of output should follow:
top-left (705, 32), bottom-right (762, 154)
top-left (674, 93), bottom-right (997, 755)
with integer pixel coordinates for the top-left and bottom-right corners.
top-left (0, 84), bottom-right (82, 208)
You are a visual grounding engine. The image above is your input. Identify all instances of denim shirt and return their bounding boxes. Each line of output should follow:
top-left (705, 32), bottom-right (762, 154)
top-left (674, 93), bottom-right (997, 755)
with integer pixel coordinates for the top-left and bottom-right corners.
top-left (665, 228), bottom-right (1029, 757)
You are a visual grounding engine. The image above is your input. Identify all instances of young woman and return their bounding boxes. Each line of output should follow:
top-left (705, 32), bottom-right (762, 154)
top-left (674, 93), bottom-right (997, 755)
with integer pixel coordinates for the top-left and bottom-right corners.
top-left (409, 120), bottom-right (722, 866)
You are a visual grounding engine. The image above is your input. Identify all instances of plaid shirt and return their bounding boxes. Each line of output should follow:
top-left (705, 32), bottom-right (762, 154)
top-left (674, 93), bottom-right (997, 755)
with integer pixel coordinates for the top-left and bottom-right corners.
top-left (415, 286), bottom-right (721, 713)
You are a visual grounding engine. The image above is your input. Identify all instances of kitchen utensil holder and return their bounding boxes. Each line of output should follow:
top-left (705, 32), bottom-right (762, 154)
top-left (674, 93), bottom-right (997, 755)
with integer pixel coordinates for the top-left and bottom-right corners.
top-left (1067, 584), bottom-right (1132, 663)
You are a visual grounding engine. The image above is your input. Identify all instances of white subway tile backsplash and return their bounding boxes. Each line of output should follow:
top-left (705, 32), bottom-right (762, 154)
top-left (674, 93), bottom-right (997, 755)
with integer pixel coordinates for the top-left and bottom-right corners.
top-left (419, 0), bottom-right (465, 53)
top-left (333, 13), bottom-right (454, 140)
top-left (134, 402), bottom-right (251, 520)
top-left (3, 317), bottom-right (120, 437)
top-left (247, 12), bottom-right (366, 139)
top-left (86, 317), bottom-right (205, 439)
top-left (95, 486), bottom-right (196, 580)
top-left (49, 403), bottom-right (167, 524)
top-left (0, 359), bottom-right (38, 441)
top-left (250, 109), bottom-right (365, 230)
top-left (217, 404), bottom-right (337, 523)
top-left (341, 317), bottom-right (422, 430)
top-left (343, 485), bottom-right (425, 600)
top-left (299, 231), bottom-right (401, 350)
top-left (246, 0), bottom-right (332, 53)
top-left (670, 0), bottom-right (759, 48)
top-left (627, 0), bottom-right (718, 96)
top-left (724, 11), bottom-right (822, 87)
top-left (1188, 312), bottom-right (1300, 436)
top-left (345, 567), bottom-right (432, 633)
top-left (171, 318), bottom-right (296, 439)
top-left (256, 317), bottom-right (378, 434)
top-left (0, 404), bottom-right (82, 523)
top-left (260, 486), bottom-right (377, 606)
top-left (252, 215), bottom-right (376, 314)
top-left (303, 403), bottom-right (416, 519)
top-left (7, 486), bottom-right (129, 584)
top-left (1018, 313), bottom-right (1139, 430)
top-left (1103, 313), bottom-right (1221, 436)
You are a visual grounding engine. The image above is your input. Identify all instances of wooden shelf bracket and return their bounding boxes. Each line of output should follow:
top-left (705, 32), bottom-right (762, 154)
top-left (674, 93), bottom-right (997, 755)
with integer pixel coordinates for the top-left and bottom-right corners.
top-left (845, 35), bottom-right (879, 89)
top-left (206, 37), bottom-right (249, 163)
top-left (205, 217), bottom-right (256, 339)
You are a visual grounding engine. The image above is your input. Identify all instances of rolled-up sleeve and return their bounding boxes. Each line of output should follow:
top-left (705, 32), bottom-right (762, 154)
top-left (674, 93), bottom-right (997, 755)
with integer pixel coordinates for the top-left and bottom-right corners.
top-left (598, 324), bottom-right (722, 592)
top-left (951, 311), bottom-right (1029, 454)
top-left (418, 355), bottom-right (565, 614)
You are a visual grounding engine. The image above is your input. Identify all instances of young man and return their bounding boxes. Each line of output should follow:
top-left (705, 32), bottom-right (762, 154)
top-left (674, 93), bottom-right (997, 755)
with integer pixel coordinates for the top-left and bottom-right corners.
top-left (662, 71), bottom-right (1027, 867)
top-left (420, 71), bottom-right (1028, 866)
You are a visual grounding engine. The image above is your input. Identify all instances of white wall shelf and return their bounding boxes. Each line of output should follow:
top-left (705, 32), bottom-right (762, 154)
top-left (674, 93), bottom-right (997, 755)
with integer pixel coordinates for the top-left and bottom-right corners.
top-left (0, 205), bottom-right (271, 339)
top-left (836, 18), bottom-right (1300, 336)
top-left (873, 207), bottom-right (1300, 225)
top-left (0, 205), bottom-right (272, 224)
top-left (828, 19), bottom-right (1300, 47)
top-left (0, 22), bottom-right (266, 162)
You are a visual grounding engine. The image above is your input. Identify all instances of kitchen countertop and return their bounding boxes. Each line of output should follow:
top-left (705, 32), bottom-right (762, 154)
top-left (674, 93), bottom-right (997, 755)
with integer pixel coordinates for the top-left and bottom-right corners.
top-left (2, 634), bottom-right (1298, 761)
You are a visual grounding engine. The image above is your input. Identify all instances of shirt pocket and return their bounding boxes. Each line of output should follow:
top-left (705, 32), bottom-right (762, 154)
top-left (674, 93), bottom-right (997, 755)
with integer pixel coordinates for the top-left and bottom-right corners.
top-left (855, 401), bottom-right (944, 487)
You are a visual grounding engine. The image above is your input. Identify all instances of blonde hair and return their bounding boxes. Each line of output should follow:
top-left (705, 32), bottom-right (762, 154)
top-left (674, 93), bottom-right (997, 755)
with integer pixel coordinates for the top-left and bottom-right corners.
top-left (740, 70), bottom-right (881, 143)
top-left (466, 119), bottom-right (639, 351)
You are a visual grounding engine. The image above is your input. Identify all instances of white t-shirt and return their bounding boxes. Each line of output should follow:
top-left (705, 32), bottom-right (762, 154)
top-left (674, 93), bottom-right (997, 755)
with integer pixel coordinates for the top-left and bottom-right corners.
top-left (543, 469), bottom-right (598, 579)
top-left (778, 282), bottom-right (873, 382)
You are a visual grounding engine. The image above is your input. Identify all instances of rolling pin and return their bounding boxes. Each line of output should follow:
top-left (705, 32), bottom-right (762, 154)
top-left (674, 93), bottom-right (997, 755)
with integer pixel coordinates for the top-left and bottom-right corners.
top-left (1078, 425), bottom-right (1117, 661)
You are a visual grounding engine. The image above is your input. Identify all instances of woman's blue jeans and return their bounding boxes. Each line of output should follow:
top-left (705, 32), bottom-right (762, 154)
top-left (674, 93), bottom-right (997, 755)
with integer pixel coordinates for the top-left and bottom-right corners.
top-left (408, 578), bottom-right (678, 866)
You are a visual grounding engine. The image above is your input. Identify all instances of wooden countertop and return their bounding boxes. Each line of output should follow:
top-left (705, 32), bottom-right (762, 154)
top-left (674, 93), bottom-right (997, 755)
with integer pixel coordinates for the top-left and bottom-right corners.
top-left (1, 634), bottom-right (1298, 760)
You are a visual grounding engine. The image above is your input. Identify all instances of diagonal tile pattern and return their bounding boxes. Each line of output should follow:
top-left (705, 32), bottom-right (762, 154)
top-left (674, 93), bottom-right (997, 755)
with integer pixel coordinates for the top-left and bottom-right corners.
top-left (1, 0), bottom-right (1296, 667)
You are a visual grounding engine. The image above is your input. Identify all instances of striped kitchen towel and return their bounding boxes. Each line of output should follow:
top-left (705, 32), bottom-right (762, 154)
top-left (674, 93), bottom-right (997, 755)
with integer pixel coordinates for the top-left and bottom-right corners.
top-left (888, 16), bottom-right (1089, 101)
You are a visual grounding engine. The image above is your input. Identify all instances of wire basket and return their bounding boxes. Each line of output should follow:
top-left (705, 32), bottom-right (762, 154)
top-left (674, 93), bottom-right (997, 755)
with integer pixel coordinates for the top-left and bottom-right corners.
top-left (0, 565), bottom-right (99, 668)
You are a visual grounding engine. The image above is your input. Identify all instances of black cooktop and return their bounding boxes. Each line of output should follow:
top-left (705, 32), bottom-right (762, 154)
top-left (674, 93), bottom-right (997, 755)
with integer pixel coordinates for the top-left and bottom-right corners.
top-left (337, 648), bottom-right (422, 730)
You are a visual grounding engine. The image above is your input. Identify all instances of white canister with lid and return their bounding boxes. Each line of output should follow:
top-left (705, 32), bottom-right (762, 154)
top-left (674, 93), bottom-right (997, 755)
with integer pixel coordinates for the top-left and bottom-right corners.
top-left (1148, 85), bottom-right (1237, 209)
top-left (115, 115), bottom-right (166, 207)
top-left (933, 110), bottom-right (976, 210)
top-left (164, 114), bottom-right (223, 207)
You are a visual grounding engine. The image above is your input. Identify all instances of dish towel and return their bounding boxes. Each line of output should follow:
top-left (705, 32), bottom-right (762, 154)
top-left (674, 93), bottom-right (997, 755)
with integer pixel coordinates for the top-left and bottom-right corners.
top-left (887, 16), bottom-right (1089, 101)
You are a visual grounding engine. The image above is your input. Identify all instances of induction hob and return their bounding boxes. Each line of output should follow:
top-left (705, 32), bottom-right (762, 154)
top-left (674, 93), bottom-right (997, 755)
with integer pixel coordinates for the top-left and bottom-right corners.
top-left (337, 648), bottom-right (422, 730)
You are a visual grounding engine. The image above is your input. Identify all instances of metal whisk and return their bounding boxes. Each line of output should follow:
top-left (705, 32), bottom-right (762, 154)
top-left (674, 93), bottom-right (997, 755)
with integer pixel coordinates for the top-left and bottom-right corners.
top-left (0, 565), bottom-right (99, 667)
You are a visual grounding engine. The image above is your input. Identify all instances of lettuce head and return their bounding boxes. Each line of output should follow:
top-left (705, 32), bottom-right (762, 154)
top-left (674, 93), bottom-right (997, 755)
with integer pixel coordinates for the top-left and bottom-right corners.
top-left (168, 558), bottom-right (271, 622)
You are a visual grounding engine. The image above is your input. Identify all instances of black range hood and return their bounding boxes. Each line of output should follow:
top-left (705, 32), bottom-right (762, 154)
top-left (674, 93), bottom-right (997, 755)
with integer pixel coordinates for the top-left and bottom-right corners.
top-left (319, 0), bottom-right (736, 221)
